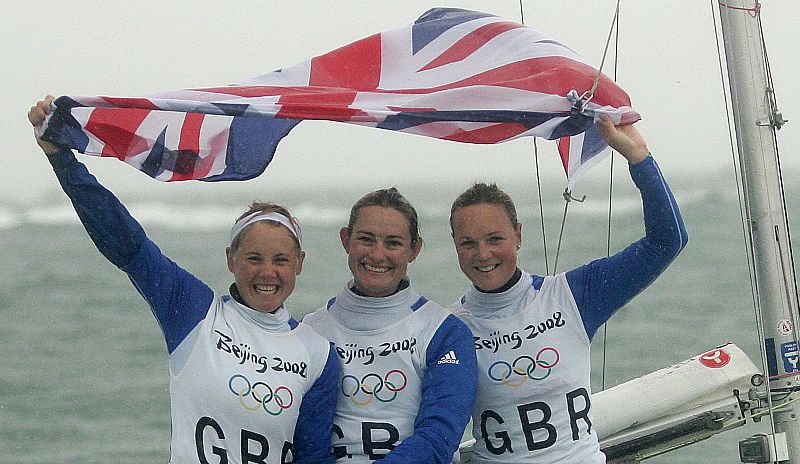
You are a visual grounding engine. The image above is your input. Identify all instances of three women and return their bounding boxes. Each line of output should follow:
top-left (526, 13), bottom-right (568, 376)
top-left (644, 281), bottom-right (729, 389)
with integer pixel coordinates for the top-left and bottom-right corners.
top-left (32, 92), bottom-right (684, 464)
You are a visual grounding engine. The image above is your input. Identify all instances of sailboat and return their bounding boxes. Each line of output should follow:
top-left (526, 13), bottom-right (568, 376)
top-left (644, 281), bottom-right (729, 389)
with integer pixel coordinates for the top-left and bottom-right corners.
top-left (464, 0), bottom-right (796, 462)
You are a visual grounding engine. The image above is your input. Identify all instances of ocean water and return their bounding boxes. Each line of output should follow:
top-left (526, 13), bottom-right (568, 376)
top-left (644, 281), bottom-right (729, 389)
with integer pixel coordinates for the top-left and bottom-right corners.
top-left (1, 167), bottom-right (796, 463)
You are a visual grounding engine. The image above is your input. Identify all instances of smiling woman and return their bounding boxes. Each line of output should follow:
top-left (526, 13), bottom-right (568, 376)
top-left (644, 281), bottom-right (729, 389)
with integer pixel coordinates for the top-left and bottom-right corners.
top-left (451, 190), bottom-right (523, 292)
top-left (302, 187), bottom-right (478, 463)
top-left (448, 117), bottom-right (688, 464)
top-left (340, 197), bottom-right (421, 298)
top-left (226, 205), bottom-right (305, 313)
top-left (27, 96), bottom-right (340, 464)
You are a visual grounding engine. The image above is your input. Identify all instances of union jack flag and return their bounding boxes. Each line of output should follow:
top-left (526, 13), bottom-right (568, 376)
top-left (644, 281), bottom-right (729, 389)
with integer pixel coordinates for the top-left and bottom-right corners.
top-left (41, 8), bottom-right (639, 186)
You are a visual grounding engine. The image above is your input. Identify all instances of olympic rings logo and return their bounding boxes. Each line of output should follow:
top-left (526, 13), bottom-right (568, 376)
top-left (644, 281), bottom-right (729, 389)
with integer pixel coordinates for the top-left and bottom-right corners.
top-left (487, 347), bottom-right (560, 387)
top-left (228, 374), bottom-right (294, 416)
top-left (341, 369), bottom-right (408, 405)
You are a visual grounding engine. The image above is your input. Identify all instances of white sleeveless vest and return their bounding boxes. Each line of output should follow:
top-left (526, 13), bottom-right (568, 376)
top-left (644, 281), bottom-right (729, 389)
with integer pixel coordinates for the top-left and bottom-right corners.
top-left (453, 272), bottom-right (603, 464)
top-left (304, 285), bottom-right (455, 463)
top-left (169, 296), bottom-right (330, 464)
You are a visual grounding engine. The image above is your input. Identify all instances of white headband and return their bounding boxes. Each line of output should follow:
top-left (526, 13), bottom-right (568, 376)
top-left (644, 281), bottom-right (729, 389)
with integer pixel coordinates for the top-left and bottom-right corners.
top-left (229, 211), bottom-right (302, 248)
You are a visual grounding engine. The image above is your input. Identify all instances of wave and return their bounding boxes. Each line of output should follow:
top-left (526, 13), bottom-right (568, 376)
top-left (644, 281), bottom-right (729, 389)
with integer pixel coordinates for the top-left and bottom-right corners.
top-left (0, 176), bottom-right (754, 232)
top-left (0, 201), bottom-right (356, 231)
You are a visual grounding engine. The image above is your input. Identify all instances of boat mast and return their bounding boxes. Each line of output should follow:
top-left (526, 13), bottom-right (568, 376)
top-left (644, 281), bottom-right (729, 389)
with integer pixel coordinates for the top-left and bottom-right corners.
top-left (718, 0), bottom-right (799, 461)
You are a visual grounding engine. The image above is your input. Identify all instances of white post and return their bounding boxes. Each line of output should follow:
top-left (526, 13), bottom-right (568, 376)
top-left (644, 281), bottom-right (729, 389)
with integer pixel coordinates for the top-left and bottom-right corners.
top-left (718, 0), bottom-right (800, 461)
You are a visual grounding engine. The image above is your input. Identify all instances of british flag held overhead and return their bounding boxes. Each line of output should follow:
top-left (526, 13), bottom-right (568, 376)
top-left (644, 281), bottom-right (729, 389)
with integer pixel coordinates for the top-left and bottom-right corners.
top-left (41, 8), bottom-right (639, 186)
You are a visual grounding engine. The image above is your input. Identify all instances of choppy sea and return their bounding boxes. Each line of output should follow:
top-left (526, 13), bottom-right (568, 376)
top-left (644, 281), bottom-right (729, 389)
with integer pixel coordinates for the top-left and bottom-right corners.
top-left (2, 166), bottom-right (796, 463)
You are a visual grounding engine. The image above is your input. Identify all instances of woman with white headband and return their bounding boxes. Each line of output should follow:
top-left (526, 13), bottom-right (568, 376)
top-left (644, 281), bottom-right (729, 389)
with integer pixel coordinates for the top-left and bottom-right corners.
top-left (28, 96), bottom-right (339, 464)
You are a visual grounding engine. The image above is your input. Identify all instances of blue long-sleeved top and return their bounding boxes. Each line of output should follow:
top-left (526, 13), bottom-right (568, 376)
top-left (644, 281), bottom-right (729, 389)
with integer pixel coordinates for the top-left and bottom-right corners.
top-left (47, 148), bottom-right (338, 463)
top-left (565, 155), bottom-right (688, 339)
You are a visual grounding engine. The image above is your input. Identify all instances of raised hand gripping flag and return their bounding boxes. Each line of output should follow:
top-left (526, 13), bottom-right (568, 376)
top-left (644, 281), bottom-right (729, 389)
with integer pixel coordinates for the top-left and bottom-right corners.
top-left (41, 7), bottom-right (639, 187)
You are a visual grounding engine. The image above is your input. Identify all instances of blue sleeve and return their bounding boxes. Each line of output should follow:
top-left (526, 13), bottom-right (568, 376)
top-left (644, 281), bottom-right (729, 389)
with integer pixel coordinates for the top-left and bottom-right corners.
top-left (49, 149), bottom-right (146, 267)
top-left (48, 149), bottom-right (214, 353)
top-left (122, 241), bottom-right (214, 353)
top-left (379, 315), bottom-right (478, 464)
top-left (292, 344), bottom-right (339, 464)
top-left (566, 155), bottom-right (688, 340)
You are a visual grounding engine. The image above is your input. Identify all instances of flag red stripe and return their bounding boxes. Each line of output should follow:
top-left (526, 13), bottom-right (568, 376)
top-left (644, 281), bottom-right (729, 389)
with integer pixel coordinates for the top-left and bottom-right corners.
top-left (309, 33), bottom-right (382, 90)
top-left (196, 129), bottom-right (230, 179)
top-left (101, 97), bottom-right (160, 110)
top-left (418, 21), bottom-right (523, 71)
top-left (387, 106), bottom-right (436, 112)
top-left (169, 112), bottom-right (205, 181)
top-left (179, 112), bottom-right (203, 153)
top-left (411, 57), bottom-right (632, 107)
top-left (275, 90), bottom-right (370, 120)
top-left (193, 85), bottom-right (310, 98)
top-left (558, 136), bottom-right (571, 171)
top-left (193, 85), bottom-right (356, 98)
top-left (85, 108), bottom-right (151, 159)
top-left (440, 122), bottom-right (529, 144)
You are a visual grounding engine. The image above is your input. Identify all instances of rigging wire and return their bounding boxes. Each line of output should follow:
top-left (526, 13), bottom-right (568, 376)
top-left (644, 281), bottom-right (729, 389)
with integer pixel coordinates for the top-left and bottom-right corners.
top-left (518, 0), bottom-right (551, 275)
top-left (551, 195), bottom-right (570, 274)
top-left (577, 0), bottom-right (622, 107)
top-left (533, 138), bottom-right (551, 274)
top-left (553, 0), bottom-right (621, 276)
top-left (600, 0), bottom-right (622, 393)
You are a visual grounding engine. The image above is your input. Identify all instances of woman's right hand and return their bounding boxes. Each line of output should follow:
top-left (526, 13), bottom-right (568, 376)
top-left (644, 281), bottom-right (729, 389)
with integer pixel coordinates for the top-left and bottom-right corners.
top-left (28, 95), bottom-right (61, 155)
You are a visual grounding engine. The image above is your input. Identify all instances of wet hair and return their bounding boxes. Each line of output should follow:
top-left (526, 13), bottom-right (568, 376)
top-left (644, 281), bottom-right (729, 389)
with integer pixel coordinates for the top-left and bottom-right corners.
top-left (346, 187), bottom-right (420, 245)
top-left (449, 182), bottom-right (518, 232)
top-left (231, 201), bottom-right (302, 254)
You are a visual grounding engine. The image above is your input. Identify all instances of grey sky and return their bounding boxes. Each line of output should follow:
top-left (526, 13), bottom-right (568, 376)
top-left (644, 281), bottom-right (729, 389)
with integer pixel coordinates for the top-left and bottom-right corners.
top-left (2, 1), bottom-right (797, 205)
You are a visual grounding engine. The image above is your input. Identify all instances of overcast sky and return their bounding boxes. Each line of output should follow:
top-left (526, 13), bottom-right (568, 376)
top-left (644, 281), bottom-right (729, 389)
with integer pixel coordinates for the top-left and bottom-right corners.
top-left (2, 1), bottom-right (797, 205)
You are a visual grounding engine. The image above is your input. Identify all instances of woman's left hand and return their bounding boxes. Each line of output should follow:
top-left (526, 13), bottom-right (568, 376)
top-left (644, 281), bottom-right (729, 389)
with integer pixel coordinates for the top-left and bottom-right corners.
top-left (596, 114), bottom-right (649, 164)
